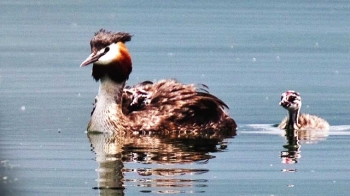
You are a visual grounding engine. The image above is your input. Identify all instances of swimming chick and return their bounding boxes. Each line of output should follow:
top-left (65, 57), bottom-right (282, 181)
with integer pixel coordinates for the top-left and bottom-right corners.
top-left (80, 29), bottom-right (237, 134)
top-left (278, 90), bottom-right (329, 131)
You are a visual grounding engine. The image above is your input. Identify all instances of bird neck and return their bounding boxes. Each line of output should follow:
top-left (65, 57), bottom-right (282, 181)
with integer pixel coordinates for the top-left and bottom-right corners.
top-left (87, 76), bottom-right (126, 133)
top-left (98, 76), bottom-right (125, 104)
top-left (287, 109), bottom-right (300, 130)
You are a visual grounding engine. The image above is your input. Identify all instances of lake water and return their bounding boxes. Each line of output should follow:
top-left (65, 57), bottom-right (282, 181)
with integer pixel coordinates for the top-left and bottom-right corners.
top-left (1, 0), bottom-right (350, 195)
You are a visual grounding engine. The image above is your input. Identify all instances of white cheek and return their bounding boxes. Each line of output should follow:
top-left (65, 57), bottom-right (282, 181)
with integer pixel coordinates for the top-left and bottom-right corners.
top-left (95, 43), bottom-right (120, 65)
top-left (290, 102), bottom-right (300, 110)
top-left (96, 51), bottom-right (114, 65)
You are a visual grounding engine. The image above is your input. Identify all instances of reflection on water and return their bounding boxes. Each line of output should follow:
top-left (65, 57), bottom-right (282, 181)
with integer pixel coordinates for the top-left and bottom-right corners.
top-left (280, 128), bottom-right (329, 164)
top-left (88, 129), bottom-right (236, 195)
top-left (281, 129), bottom-right (301, 165)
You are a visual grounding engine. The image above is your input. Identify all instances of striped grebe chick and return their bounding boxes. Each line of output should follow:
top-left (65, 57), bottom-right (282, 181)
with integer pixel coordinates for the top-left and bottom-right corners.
top-left (80, 29), bottom-right (237, 134)
top-left (278, 90), bottom-right (329, 131)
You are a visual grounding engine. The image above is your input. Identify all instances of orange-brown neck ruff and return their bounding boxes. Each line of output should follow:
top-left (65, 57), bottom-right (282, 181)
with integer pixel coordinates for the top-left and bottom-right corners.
top-left (92, 42), bottom-right (132, 83)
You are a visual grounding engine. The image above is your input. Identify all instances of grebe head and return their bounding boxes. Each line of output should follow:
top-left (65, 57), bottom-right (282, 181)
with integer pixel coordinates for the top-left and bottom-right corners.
top-left (279, 90), bottom-right (302, 112)
top-left (80, 29), bottom-right (132, 83)
top-left (80, 43), bottom-right (123, 67)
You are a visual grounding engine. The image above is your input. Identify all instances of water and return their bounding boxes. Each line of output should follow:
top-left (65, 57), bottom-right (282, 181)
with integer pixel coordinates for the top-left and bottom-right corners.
top-left (1, 0), bottom-right (350, 195)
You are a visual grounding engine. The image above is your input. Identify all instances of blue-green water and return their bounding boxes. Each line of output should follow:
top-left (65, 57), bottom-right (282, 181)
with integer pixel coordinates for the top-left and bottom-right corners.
top-left (1, 0), bottom-right (350, 195)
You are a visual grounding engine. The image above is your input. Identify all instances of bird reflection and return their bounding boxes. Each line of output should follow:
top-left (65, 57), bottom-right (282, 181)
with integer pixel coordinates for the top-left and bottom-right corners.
top-left (280, 129), bottom-right (301, 164)
top-left (280, 128), bottom-right (329, 164)
top-left (88, 129), bottom-right (236, 195)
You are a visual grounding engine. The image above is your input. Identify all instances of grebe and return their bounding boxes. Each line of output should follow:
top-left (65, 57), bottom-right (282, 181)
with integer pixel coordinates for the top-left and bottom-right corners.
top-left (80, 29), bottom-right (237, 133)
top-left (278, 90), bottom-right (329, 131)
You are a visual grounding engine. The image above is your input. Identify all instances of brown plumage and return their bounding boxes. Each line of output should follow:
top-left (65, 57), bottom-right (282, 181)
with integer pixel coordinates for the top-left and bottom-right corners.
top-left (80, 29), bottom-right (237, 134)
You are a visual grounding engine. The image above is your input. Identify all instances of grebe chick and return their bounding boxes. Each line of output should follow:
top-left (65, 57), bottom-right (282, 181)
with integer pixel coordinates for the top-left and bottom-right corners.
top-left (278, 90), bottom-right (329, 131)
top-left (80, 29), bottom-right (237, 134)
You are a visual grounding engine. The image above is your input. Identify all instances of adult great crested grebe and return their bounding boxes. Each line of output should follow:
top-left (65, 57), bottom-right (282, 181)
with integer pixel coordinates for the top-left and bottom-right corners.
top-left (278, 90), bottom-right (329, 131)
top-left (80, 29), bottom-right (237, 134)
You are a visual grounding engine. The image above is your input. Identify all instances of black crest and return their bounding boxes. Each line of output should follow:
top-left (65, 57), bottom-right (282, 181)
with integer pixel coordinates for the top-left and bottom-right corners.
top-left (90, 29), bottom-right (132, 53)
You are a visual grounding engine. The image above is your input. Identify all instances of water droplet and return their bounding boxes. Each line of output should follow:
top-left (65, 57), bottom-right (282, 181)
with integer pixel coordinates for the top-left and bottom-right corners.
top-left (314, 42), bottom-right (319, 48)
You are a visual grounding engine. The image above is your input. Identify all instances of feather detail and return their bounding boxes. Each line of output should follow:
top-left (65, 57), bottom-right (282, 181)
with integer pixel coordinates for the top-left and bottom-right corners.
top-left (278, 113), bottom-right (330, 131)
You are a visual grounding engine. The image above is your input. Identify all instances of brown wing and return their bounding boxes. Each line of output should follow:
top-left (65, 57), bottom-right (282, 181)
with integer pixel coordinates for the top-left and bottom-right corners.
top-left (122, 79), bottom-right (236, 132)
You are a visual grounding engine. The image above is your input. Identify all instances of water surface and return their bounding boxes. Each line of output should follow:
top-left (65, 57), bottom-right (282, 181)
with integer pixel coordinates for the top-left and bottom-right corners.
top-left (1, 0), bottom-right (350, 195)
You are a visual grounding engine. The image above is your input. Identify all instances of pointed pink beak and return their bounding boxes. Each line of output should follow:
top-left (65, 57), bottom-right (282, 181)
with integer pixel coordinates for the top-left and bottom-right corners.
top-left (80, 53), bottom-right (102, 67)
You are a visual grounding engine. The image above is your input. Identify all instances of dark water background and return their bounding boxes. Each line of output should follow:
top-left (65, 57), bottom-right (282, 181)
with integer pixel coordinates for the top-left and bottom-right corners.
top-left (1, 0), bottom-right (350, 195)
